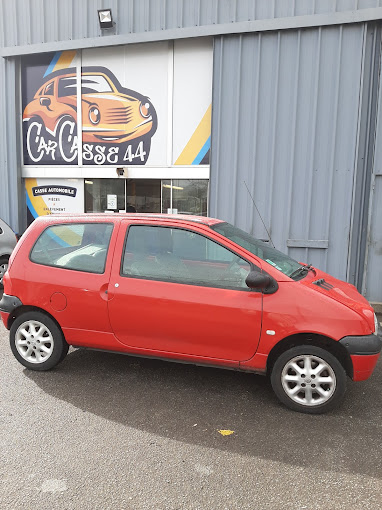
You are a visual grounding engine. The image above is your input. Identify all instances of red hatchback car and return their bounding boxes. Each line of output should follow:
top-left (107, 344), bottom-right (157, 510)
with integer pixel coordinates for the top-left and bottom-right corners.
top-left (1, 214), bottom-right (381, 414)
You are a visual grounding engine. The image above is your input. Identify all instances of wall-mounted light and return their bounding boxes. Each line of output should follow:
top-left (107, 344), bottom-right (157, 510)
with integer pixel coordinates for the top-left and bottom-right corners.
top-left (98, 9), bottom-right (114, 29)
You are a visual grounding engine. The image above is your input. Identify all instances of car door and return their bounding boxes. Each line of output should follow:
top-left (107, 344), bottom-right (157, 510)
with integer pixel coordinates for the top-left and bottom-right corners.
top-left (27, 220), bottom-right (117, 344)
top-left (107, 219), bottom-right (263, 362)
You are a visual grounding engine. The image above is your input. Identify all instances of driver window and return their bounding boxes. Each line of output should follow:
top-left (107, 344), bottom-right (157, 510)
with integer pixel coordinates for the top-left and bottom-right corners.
top-left (122, 225), bottom-right (251, 290)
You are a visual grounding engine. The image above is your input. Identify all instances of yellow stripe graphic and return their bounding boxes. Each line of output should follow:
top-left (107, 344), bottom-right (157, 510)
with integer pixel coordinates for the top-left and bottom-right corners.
top-left (54, 50), bottom-right (77, 72)
top-left (175, 104), bottom-right (211, 165)
top-left (25, 178), bottom-right (51, 217)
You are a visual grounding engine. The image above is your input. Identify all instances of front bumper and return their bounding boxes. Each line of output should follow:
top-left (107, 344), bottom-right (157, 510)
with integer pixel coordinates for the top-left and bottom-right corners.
top-left (339, 334), bottom-right (382, 355)
top-left (340, 334), bottom-right (382, 381)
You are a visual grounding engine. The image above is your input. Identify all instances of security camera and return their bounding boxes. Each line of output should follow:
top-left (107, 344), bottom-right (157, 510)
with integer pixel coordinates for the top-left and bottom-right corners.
top-left (116, 167), bottom-right (127, 177)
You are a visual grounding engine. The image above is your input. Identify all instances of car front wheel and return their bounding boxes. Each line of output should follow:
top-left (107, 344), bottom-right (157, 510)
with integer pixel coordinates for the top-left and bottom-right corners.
top-left (10, 312), bottom-right (69, 371)
top-left (270, 345), bottom-right (347, 414)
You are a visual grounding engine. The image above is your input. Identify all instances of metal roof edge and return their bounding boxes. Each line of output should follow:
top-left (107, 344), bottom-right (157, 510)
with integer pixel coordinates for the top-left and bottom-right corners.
top-left (2, 8), bottom-right (382, 58)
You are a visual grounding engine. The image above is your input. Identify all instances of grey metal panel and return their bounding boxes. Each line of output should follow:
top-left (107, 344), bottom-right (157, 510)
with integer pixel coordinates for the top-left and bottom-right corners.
top-left (286, 240), bottom-right (329, 249)
top-left (348, 23), bottom-right (381, 290)
top-left (363, 176), bottom-right (382, 302)
top-left (0, 58), bottom-right (23, 233)
top-left (210, 24), bottom-right (365, 282)
top-left (1, 0), bottom-right (382, 49)
top-left (363, 25), bottom-right (382, 302)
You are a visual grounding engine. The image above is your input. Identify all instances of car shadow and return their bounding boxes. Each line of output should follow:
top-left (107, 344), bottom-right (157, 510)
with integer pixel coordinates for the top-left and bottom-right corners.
top-left (25, 348), bottom-right (382, 479)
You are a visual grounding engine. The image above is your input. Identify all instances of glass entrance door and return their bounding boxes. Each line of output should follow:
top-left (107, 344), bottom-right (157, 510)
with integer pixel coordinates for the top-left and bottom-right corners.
top-left (162, 179), bottom-right (208, 216)
top-left (85, 178), bottom-right (208, 215)
top-left (126, 179), bottom-right (161, 213)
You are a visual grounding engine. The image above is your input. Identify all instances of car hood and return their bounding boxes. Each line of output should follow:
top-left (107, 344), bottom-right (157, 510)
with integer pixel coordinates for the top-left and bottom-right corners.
top-left (300, 267), bottom-right (375, 332)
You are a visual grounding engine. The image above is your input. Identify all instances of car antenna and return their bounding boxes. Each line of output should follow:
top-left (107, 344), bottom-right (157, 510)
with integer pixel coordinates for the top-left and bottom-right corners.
top-left (244, 180), bottom-right (275, 248)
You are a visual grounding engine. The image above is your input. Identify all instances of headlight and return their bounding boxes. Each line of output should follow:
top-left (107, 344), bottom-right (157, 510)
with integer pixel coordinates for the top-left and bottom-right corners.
top-left (374, 313), bottom-right (380, 335)
top-left (89, 106), bottom-right (100, 125)
top-left (139, 102), bottom-right (151, 118)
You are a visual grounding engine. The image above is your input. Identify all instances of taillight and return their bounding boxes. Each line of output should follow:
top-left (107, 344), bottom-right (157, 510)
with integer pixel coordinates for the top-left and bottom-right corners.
top-left (3, 272), bottom-right (11, 294)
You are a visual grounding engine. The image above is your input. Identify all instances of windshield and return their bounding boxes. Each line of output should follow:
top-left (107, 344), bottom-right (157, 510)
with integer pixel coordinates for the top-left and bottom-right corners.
top-left (211, 222), bottom-right (304, 280)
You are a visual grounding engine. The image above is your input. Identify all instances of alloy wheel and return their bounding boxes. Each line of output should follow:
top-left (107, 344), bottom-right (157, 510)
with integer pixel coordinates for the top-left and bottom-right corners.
top-left (281, 354), bottom-right (337, 406)
top-left (15, 320), bottom-right (55, 364)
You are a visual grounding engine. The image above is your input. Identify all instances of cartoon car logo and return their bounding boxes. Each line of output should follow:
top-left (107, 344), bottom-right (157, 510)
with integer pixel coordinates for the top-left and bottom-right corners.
top-left (23, 66), bottom-right (157, 164)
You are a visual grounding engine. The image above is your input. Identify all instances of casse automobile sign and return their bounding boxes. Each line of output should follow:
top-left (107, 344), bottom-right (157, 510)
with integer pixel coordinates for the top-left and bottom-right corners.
top-left (32, 186), bottom-right (77, 197)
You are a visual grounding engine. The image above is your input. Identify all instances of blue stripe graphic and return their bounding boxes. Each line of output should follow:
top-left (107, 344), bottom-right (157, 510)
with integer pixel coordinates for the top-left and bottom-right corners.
top-left (43, 52), bottom-right (62, 77)
top-left (26, 192), bottom-right (38, 219)
top-left (192, 136), bottom-right (210, 165)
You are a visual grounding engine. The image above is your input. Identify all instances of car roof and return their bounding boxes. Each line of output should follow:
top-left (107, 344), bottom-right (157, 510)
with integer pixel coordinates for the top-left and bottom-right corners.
top-left (36, 213), bottom-right (224, 228)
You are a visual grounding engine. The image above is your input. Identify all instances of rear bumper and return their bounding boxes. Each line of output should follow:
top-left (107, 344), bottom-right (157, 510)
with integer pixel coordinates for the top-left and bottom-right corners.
top-left (0, 311), bottom-right (10, 329)
top-left (0, 294), bottom-right (22, 330)
top-left (339, 334), bottom-right (382, 381)
top-left (0, 293), bottom-right (22, 313)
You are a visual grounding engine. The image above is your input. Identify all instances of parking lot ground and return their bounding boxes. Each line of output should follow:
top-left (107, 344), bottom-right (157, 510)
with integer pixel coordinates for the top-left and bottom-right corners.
top-left (1, 318), bottom-right (382, 510)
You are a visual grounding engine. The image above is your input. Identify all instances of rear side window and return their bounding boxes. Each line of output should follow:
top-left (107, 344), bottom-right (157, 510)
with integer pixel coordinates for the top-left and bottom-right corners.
top-left (30, 223), bottom-right (113, 274)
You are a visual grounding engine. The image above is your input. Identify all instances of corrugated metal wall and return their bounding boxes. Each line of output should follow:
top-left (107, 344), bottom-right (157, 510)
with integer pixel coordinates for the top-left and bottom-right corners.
top-left (1, 0), bottom-right (382, 49)
top-left (0, 57), bottom-right (23, 231)
top-left (210, 24), bottom-right (366, 282)
top-left (363, 42), bottom-right (382, 302)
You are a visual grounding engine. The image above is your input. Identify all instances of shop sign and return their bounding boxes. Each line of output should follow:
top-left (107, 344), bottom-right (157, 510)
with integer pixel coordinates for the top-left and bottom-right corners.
top-left (21, 41), bottom-right (212, 168)
top-left (25, 178), bottom-right (84, 225)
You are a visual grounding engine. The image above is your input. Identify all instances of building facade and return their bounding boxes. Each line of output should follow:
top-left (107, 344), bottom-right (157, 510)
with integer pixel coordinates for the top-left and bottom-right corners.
top-left (1, 0), bottom-right (382, 305)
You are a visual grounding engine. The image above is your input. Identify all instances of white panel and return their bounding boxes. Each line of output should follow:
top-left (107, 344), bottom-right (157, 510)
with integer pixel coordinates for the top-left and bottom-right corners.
top-left (82, 42), bottom-right (169, 166)
top-left (124, 42), bottom-right (169, 166)
top-left (172, 38), bottom-right (213, 165)
top-left (25, 178), bottom-right (84, 219)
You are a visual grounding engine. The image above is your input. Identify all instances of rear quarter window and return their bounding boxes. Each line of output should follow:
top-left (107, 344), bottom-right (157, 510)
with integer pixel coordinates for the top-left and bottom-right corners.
top-left (30, 223), bottom-right (113, 274)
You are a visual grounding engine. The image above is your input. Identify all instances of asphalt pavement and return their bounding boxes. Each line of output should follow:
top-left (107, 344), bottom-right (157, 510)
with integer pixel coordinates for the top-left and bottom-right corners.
top-left (1, 311), bottom-right (382, 509)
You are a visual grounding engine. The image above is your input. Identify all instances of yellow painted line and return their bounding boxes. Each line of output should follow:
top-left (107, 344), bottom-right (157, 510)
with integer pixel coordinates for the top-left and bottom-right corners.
top-left (175, 104), bottom-right (211, 165)
top-left (218, 429), bottom-right (234, 436)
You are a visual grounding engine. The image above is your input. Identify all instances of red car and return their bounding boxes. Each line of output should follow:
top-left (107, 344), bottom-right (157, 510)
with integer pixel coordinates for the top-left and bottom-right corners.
top-left (1, 214), bottom-right (381, 414)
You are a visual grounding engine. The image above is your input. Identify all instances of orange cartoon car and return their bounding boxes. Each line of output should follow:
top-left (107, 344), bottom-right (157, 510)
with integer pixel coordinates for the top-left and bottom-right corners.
top-left (23, 66), bottom-right (157, 164)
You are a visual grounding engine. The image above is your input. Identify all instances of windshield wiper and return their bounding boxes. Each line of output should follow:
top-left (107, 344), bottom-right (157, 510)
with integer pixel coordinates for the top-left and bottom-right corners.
top-left (290, 264), bottom-right (316, 279)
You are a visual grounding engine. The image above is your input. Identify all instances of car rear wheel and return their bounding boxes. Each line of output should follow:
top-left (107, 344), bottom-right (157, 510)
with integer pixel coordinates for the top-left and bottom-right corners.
top-left (10, 312), bottom-right (69, 371)
top-left (270, 345), bottom-right (347, 414)
top-left (0, 256), bottom-right (9, 289)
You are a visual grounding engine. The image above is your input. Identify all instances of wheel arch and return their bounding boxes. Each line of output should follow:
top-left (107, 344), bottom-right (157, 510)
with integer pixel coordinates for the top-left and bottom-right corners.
top-left (7, 305), bottom-right (65, 338)
top-left (266, 333), bottom-right (353, 379)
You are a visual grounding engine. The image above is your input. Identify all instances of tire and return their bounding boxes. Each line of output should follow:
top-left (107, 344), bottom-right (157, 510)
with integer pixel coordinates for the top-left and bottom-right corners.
top-left (270, 345), bottom-right (347, 414)
top-left (0, 256), bottom-right (9, 289)
top-left (10, 312), bottom-right (69, 371)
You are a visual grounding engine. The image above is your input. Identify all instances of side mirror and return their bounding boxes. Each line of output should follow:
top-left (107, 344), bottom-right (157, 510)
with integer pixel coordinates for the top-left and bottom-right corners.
top-left (245, 271), bottom-right (271, 290)
top-left (40, 97), bottom-right (51, 107)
